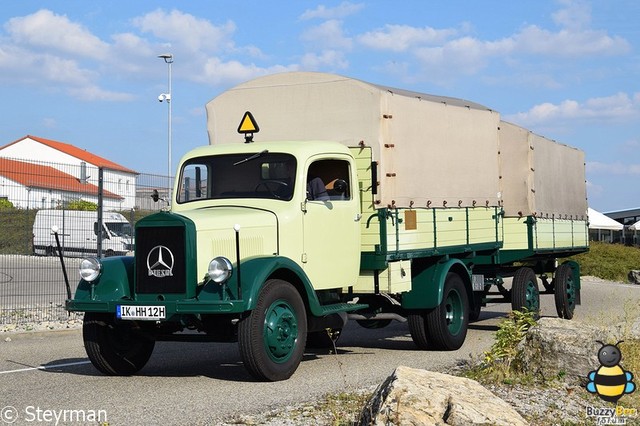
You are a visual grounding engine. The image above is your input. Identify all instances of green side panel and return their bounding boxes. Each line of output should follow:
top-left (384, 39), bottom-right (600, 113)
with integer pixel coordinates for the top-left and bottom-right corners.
top-left (360, 206), bottom-right (503, 270)
top-left (500, 216), bottom-right (589, 263)
top-left (402, 258), bottom-right (470, 309)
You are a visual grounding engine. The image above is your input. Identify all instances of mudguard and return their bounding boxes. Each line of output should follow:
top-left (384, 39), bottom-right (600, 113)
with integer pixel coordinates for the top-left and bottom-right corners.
top-left (236, 256), bottom-right (324, 315)
top-left (72, 256), bottom-right (134, 301)
top-left (402, 258), bottom-right (471, 310)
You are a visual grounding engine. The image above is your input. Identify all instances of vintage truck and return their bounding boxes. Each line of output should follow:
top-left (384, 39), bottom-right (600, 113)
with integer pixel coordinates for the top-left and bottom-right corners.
top-left (65, 72), bottom-right (588, 381)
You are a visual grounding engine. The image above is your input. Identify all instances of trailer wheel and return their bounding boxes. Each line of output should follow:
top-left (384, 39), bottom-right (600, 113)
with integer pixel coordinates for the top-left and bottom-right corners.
top-left (83, 312), bottom-right (155, 375)
top-left (238, 279), bottom-right (307, 381)
top-left (409, 272), bottom-right (469, 351)
top-left (554, 264), bottom-right (576, 319)
top-left (511, 267), bottom-right (540, 314)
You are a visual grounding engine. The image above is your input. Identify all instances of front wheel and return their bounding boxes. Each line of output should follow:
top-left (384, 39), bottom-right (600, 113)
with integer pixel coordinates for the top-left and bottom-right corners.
top-left (408, 272), bottom-right (469, 351)
top-left (238, 279), bottom-right (307, 381)
top-left (83, 312), bottom-right (155, 375)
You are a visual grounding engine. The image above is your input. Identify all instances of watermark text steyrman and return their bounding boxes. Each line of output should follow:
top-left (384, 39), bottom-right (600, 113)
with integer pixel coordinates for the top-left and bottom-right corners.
top-left (1, 405), bottom-right (107, 425)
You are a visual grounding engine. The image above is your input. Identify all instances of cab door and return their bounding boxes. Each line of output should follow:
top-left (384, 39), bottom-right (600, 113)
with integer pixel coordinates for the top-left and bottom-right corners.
top-left (302, 156), bottom-right (361, 290)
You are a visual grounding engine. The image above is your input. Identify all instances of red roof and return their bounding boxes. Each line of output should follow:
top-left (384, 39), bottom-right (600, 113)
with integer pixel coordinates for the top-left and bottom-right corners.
top-left (0, 157), bottom-right (123, 200)
top-left (1, 135), bottom-right (138, 174)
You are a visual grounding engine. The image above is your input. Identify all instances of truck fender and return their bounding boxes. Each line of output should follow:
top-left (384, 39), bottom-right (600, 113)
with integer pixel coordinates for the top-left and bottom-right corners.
top-left (402, 258), bottom-right (472, 310)
top-left (73, 256), bottom-right (134, 301)
top-left (238, 256), bottom-right (324, 316)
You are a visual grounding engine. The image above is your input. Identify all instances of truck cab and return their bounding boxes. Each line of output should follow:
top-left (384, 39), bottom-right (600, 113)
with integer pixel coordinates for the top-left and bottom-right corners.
top-left (69, 139), bottom-right (367, 381)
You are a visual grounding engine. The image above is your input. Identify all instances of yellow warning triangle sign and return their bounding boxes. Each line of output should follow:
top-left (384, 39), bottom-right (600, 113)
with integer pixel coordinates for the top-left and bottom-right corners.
top-left (237, 111), bottom-right (259, 134)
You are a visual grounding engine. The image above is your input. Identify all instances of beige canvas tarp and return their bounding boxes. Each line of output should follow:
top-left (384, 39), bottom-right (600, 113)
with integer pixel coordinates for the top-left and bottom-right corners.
top-left (206, 72), bottom-right (501, 209)
top-left (499, 121), bottom-right (587, 219)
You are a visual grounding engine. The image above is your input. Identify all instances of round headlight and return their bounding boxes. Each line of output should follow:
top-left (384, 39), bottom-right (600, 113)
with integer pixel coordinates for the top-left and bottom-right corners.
top-left (208, 257), bottom-right (233, 284)
top-left (79, 258), bottom-right (102, 282)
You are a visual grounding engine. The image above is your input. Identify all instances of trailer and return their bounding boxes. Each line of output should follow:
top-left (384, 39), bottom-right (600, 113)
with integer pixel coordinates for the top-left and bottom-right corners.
top-left (65, 72), bottom-right (588, 381)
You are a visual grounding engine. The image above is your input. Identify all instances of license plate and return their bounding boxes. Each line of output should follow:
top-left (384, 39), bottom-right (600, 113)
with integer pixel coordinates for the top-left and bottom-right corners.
top-left (117, 305), bottom-right (166, 320)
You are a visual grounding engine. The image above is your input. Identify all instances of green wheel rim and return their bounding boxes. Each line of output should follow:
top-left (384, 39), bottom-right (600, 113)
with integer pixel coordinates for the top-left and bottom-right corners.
top-left (564, 274), bottom-right (576, 310)
top-left (525, 281), bottom-right (540, 312)
top-left (263, 299), bottom-right (298, 363)
top-left (444, 289), bottom-right (464, 335)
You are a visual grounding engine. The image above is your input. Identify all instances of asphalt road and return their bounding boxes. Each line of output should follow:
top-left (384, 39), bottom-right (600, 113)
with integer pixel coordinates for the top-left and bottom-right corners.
top-left (1, 278), bottom-right (639, 425)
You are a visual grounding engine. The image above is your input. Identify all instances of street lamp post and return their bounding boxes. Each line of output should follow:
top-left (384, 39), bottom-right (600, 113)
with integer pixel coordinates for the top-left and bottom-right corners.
top-left (158, 53), bottom-right (173, 202)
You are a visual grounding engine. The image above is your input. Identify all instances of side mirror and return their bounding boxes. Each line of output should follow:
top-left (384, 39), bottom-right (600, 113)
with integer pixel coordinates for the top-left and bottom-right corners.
top-left (333, 179), bottom-right (348, 194)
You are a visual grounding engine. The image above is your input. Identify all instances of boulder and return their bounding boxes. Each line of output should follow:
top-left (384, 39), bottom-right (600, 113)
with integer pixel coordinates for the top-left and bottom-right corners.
top-left (359, 366), bottom-right (527, 426)
top-left (518, 317), bottom-right (622, 383)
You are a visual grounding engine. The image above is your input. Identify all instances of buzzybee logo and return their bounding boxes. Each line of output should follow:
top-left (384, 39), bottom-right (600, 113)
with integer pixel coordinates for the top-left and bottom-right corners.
top-left (586, 341), bottom-right (636, 403)
top-left (146, 245), bottom-right (174, 278)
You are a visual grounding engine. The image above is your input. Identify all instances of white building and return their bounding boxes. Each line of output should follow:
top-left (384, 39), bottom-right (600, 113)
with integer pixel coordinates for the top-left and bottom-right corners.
top-left (0, 135), bottom-right (138, 210)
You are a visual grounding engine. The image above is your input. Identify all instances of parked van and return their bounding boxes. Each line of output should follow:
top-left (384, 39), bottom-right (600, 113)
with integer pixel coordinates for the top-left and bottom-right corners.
top-left (33, 210), bottom-right (134, 257)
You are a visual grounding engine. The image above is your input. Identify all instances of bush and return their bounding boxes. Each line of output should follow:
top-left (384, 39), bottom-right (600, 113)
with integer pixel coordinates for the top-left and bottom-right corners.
top-left (568, 241), bottom-right (640, 282)
top-left (66, 200), bottom-right (98, 211)
top-left (0, 199), bottom-right (14, 209)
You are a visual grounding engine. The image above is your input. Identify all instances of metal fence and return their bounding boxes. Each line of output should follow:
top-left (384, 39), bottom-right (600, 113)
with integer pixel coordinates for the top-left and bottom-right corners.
top-left (0, 157), bottom-right (170, 324)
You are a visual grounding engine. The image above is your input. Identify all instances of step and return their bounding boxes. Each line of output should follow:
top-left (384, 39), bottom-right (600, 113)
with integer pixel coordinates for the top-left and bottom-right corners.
top-left (319, 303), bottom-right (369, 315)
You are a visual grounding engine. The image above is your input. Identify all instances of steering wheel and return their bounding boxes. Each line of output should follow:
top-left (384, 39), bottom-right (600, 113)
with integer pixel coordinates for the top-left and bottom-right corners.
top-left (255, 180), bottom-right (289, 199)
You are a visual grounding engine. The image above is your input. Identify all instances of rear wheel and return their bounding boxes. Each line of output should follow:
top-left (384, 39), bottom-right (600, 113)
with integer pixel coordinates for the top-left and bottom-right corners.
top-left (554, 264), bottom-right (576, 319)
top-left (408, 272), bottom-right (469, 351)
top-left (511, 267), bottom-right (540, 314)
top-left (83, 312), bottom-right (155, 375)
top-left (238, 279), bottom-right (307, 381)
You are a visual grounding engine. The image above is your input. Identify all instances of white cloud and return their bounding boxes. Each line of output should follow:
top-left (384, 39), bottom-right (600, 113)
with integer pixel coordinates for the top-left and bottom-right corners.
top-left (301, 20), bottom-right (352, 50)
top-left (5, 9), bottom-right (109, 60)
top-left (197, 57), bottom-right (295, 86)
top-left (299, 2), bottom-right (364, 20)
top-left (132, 9), bottom-right (236, 54)
top-left (300, 50), bottom-right (348, 70)
top-left (358, 24), bottom-right (457, 52)
top-left (506, 92), bottom-right (640, 126)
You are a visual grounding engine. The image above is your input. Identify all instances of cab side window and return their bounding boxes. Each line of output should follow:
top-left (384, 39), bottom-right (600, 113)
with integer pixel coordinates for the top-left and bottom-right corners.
top-left (306, 159), bottom-right (351, 201)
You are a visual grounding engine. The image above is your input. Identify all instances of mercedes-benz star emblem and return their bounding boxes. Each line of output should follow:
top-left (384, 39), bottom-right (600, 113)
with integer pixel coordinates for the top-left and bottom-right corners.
top-left (147, 245), bottom-right (174, 278)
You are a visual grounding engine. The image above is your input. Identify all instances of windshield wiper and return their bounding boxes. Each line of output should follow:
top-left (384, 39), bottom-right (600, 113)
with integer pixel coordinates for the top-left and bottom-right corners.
top-left (233, 149), bottom-right (268, 166)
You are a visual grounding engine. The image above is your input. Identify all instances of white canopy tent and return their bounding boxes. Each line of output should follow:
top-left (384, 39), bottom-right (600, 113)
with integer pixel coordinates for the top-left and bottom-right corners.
top-left (588, 207), bottom-right (624, 243)
top-left (629, 220), bottom-right (640, 231)
top-left (588, 208), bottom-right (624, 230)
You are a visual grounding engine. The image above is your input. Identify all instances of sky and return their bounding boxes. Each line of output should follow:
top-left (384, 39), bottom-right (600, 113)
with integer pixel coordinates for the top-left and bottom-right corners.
top-left (0, 1), bottom-right (638, 213)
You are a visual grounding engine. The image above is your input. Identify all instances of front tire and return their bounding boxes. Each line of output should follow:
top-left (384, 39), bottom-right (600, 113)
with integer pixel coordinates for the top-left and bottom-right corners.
top-left (83, 312), bottom-right (155, 375)
top-left (238, 279), bottom-right (307, 381)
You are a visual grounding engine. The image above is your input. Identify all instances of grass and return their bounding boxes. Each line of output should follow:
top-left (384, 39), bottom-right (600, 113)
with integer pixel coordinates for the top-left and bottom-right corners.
top-left (568, 241), bottom-right (640, 282)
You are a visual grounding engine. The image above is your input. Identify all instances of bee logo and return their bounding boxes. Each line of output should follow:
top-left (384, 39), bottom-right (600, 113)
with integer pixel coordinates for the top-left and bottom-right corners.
top-left (586, 340), bottom-right (636, 403)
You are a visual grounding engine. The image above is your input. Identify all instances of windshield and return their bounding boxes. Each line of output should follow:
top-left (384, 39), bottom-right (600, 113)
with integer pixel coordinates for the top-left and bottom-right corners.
top-left (177, 153), bottom-right (297, 203)
top-left (106, 222), bottom-right (132, 237)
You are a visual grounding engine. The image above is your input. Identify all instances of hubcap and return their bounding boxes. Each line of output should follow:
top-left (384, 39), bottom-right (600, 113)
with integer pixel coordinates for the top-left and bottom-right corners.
top-left (565, 275), bottom-right (575, 309)
top-left (263, 299), bottom-right (298, 363)
top-left (525, 281), bottom-right (540, 311)
top-left (444, 289), bottom-right (463, 335)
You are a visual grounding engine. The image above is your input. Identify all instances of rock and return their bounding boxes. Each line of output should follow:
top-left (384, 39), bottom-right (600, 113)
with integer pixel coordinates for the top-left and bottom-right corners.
top-left (629, 270), bottom-right (640, 284)
top-left (359, 366), bottom-right (527, 426)
top-left (518, 317), bottom-right (620, 383)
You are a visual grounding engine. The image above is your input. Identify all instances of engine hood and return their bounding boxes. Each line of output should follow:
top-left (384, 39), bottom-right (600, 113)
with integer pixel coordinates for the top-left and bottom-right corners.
top-left (177, 206), bottom-right (279, 278)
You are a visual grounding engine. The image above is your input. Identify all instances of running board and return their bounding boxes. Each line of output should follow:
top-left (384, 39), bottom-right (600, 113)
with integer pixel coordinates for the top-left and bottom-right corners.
top-left (319, 303), bottom-right (368, 316)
